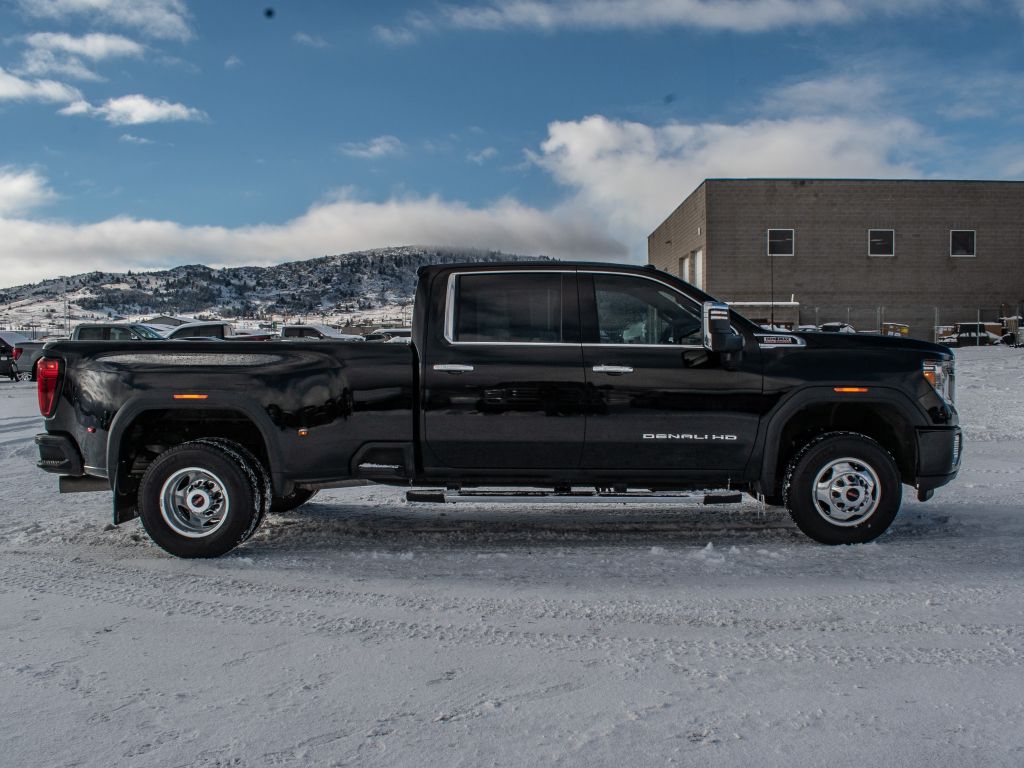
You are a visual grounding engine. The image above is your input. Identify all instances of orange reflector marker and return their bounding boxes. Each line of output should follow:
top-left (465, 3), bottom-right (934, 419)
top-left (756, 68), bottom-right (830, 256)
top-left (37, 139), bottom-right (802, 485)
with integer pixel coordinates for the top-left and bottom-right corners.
top-left (172, 393), bottom-right (209, 400)
top-left (297, 428), bottom-right (310, 438)
top-left (834, 387), bottom-right (869, 393)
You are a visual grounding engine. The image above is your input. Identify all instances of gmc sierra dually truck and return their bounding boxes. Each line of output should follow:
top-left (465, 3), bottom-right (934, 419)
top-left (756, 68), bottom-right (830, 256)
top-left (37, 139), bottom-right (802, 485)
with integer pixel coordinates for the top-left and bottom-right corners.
top-left (34, 262), bottom-right (961, 558)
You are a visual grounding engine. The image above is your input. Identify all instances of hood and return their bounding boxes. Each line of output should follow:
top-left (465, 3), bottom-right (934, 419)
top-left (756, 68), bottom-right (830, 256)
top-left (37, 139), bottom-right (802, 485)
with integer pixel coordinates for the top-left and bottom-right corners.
top-left (794, 331), bottom-right (953, 359)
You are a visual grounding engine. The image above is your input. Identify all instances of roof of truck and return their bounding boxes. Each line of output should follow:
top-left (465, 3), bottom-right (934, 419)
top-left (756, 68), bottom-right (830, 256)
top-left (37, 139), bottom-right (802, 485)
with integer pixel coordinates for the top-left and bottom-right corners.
top-left (417, 261), bottom-right (654, 275)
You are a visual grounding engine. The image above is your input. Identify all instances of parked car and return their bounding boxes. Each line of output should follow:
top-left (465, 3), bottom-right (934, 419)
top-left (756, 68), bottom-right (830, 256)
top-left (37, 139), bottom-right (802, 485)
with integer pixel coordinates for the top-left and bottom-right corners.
top-left (818, 322), bottom-right (857, 334)
top-left (164, 321), bottom-right (273, 341)
top-left (0, 331), bottom-right (46, 381)
top-left (280, 324), bottom-right (364, 341)
top-left (34, 261), bottom-right (961, 558)
top-left (364, 327), bottom-right (412, 342)
top-left (71, 323), bottom-right (166, 341)
top-left (952, 322), bottom-right (1003, 347)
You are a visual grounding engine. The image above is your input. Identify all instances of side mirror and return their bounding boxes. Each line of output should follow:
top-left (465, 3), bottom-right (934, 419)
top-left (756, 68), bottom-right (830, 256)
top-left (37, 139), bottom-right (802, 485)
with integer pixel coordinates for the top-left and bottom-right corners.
top-left (702, 301), bottom-right (744, 353)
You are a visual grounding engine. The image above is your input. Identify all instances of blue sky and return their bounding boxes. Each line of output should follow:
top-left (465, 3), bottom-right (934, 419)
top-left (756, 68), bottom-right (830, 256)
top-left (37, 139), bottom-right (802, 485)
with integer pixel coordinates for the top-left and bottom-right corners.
top-left (1, 0), bottom-right (1023, 286)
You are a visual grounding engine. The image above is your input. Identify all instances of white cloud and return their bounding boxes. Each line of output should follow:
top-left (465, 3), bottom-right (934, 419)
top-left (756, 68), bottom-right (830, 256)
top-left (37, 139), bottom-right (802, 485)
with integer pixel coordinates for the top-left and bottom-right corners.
top-left (292, 32), bottom-right (328, 48)
top-left (25, 32), bottom-right (144, 59)
top-left (224, 55), bottom-right (242, 69)
top-left (0, 189), bottom-right (627, 288)
top-left (384, 0), bottom-right (977, 38)
top-left (119, 133), bottom-right (154, 144)
top-left (468, 146), bottom-right (498, 164)
top-left (532, 113), bottom-right (926, 245)
top-left (765, 74), bottom-right (890, 116)
top-left (61, 93), bottom-right (206, 125)
top-left (18, 32), bottom-right (145, 81)
top-left (17, 49), bottom-right (102, 81)
top-left (0, 66), bottom-right (82, 103)
top-left (339, 135), bottom-right (406, 159)
top-left (373, 25), bottom-right (418, 45)
top-left (17, 0), bottom-right (193, 41)
top-left (0, 167), bottom-right (57, 216)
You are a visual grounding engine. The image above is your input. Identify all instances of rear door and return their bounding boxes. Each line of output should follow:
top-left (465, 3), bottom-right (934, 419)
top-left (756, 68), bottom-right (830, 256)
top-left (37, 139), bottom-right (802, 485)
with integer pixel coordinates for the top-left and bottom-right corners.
top-left (422, 270), bottom-right (586, 469)
top-left (579, 271), bottom-right (763, 472)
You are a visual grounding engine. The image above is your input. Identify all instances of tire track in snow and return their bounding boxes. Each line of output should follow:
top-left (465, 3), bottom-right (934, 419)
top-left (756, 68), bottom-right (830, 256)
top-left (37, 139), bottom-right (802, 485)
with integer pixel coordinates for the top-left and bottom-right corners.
top-left (2, 553), bottom-right (1021, 671)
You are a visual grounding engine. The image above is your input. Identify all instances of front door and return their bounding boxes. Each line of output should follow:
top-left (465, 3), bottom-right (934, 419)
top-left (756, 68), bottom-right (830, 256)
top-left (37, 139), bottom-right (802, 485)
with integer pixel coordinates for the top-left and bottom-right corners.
top-left (422, 270), bottom-right (586, 470)
top-left (579, 272), bottom-right (762, 472)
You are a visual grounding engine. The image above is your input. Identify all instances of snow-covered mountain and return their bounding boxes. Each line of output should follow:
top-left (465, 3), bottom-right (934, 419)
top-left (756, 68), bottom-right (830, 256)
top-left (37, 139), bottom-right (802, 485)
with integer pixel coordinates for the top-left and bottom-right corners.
top-left (0, 246), bottom-right (550, 332)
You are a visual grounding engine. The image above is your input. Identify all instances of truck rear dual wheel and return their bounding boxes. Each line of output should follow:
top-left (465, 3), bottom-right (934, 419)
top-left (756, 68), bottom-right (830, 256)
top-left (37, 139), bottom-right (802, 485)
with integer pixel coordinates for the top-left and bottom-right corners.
top-left (783, 432), bottom-right (901, 545)
top-left (138, 440), bottom-right (269, 558)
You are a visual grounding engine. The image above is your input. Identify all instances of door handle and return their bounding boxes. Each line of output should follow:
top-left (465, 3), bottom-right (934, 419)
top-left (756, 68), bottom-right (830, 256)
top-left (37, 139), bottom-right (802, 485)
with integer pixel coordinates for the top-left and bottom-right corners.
top-left (592, 365), bottom-right (634, 375)
top-left (433, 363), bottom-right (475, 373)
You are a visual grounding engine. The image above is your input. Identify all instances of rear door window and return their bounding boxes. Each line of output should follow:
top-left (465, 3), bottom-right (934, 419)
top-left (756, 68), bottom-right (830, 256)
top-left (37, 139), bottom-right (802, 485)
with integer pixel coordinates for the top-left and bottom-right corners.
top-left (76, 327), bottom-right (107, 340)
top-left (451, 273), bottom-right (571, 343)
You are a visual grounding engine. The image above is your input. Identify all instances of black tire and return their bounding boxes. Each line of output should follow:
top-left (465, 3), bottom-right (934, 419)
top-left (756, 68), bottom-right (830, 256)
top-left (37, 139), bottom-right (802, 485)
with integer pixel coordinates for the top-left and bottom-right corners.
top-left (192, 438), bottom-right (271, 542)
top-left (138, 440), bottom-right (265, 558)
top-left (783, 432), bottom-right (901, 545)
top-left (270, 488), bottom-right (318, 513)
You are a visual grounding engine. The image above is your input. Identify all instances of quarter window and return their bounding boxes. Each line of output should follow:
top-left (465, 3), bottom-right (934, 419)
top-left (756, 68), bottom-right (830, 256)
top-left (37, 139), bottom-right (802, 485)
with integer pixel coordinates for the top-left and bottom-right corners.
top-left (453, 273), bottom-right (565, 343)
top-left (592, 274), bottom-right (702, 345)
top-left (869, 229), bottom-right (895, 257)
top-left (767, 228), bottom-right (794, 256)
top-left (950, 230), bottom-right (976, 257)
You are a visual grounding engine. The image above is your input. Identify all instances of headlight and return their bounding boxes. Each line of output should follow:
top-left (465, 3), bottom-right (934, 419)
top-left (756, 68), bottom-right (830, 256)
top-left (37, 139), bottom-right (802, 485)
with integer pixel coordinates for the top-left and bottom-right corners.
top-left (923, 359), bottom-right (955, 403)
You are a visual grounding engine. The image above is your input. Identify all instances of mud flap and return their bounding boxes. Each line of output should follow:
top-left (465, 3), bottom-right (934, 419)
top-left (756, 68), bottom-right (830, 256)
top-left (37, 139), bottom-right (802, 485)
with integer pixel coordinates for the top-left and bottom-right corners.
top-left (112, 466), bottom-right (139, 524)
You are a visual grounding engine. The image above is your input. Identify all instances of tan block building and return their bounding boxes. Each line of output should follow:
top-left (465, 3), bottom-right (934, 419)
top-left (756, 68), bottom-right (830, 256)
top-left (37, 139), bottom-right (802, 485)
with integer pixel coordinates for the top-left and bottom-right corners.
top-left (648, 179), bottom-right (1024, 338)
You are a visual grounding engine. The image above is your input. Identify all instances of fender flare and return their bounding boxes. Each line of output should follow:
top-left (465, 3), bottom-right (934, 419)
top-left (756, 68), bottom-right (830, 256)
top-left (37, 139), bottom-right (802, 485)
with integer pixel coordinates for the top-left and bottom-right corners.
top-left (106, 393), bottom-right (286, 500)
top-left (753, 385), bottom-right (929, 496)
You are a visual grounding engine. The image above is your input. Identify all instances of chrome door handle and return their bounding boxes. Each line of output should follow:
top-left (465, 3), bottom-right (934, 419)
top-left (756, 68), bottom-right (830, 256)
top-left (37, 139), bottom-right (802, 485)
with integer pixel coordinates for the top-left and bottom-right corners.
top-left (592, 365), bottom-right (634, 375)
top-left (433, 363), bottom-right (474, 373)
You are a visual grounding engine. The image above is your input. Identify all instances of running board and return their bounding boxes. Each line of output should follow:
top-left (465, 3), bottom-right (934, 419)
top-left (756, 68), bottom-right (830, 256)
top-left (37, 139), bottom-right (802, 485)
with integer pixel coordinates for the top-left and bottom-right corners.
top-left (406, 490), bottom-right (744, 505)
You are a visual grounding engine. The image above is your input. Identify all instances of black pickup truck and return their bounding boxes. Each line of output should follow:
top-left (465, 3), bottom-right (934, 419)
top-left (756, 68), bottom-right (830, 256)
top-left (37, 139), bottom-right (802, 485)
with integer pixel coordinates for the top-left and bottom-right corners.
top-left (34, 262), bottom-right (961, 557)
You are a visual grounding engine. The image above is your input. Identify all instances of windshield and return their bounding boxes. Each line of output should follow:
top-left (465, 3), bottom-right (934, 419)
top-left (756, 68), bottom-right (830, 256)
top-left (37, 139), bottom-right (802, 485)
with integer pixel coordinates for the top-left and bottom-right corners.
top-left (132, 325), bottom-right (165, 340)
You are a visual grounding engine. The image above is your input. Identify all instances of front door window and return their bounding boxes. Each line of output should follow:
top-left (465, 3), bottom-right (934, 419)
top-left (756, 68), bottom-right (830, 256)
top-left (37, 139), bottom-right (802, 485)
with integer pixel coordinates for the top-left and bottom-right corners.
top-left (593, 274), bottom-right (702, 346)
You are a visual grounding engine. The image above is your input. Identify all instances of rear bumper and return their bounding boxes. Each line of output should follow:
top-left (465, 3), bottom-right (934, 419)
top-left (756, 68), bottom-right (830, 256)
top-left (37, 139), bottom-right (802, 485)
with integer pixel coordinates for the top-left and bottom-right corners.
top-left (35, 433), bottom-right (84, 476)
top-left (915, 427), bottom-right (962, 494)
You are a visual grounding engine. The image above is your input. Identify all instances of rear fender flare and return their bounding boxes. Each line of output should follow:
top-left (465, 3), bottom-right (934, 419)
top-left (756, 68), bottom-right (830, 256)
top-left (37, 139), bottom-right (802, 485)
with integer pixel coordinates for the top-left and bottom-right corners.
top-left (106, 394), bottom-right (285, 498)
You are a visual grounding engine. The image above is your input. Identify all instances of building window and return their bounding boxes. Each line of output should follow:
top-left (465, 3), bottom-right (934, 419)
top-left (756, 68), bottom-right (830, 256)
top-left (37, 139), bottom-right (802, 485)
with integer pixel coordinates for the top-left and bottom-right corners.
top-left (767, 228), bottom-right (794, 256)
top-left (868, 229), bottom-right (895, 257)
top-left (950, 230), bottom-right (976, 257)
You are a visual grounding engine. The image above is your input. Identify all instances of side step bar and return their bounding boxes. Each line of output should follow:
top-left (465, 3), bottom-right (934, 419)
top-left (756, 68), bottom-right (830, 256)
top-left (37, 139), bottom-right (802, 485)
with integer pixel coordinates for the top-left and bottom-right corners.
top-left (406, 490), bottom-right (744, 505)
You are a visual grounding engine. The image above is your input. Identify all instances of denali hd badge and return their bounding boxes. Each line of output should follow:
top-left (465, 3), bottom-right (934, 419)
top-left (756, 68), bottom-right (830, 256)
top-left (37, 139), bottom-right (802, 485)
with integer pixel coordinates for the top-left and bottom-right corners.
top-left (643, 433), bottom-right (738, 441)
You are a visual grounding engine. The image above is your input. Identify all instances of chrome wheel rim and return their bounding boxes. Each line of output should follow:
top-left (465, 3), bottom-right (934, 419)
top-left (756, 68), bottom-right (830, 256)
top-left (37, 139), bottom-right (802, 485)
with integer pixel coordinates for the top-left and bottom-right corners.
top-left (812, 457), bottom-right (880, 527)
top-left (16, 371), bottom-right (32, 382)
top-left (159, 467), bottom-right (230, 538)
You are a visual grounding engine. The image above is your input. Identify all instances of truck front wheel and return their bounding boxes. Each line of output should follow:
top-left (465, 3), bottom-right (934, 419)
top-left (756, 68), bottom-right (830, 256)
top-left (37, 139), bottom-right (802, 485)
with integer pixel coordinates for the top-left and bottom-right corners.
top-left (138, 441), bottom-right (266, 558)
top-left (783, 432), bottom-right (901, 545)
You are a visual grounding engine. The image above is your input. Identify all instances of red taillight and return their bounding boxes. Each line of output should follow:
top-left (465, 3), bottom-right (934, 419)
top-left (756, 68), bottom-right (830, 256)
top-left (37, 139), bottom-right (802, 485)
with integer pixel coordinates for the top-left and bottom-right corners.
top-left (12, 347), bottom-right (23, 361)
top-left (37, 358), bottom-right (62, 417)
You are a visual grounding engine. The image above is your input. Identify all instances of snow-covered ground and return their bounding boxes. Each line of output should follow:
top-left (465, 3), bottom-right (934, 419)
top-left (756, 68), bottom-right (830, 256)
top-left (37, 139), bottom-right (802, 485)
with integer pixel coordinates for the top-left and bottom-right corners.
top-left (2, 347), bottom-right (1022, 767)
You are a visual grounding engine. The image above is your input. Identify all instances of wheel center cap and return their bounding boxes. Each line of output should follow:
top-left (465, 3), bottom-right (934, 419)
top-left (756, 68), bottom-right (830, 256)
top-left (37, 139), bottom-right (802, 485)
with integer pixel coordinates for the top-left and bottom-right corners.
top-left (187, 489), bottom-right (211, 513)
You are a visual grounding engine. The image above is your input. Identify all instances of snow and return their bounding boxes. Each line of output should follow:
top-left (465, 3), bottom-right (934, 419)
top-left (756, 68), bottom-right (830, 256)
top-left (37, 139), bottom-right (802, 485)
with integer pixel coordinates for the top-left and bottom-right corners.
top-left (1, 346), bottom-right (1023, 766)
